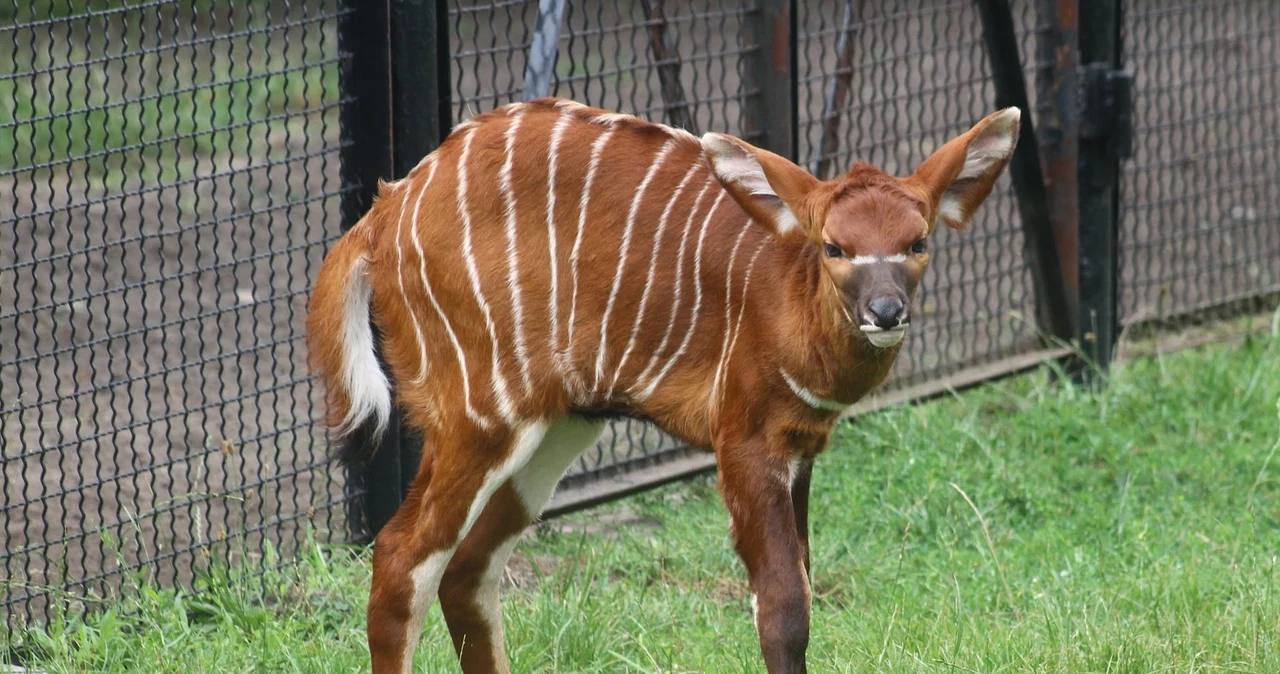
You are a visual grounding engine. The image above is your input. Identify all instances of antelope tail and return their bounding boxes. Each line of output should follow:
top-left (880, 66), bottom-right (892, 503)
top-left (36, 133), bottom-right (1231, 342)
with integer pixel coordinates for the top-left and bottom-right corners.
top-left (306, 219), bottom-right (392, 465)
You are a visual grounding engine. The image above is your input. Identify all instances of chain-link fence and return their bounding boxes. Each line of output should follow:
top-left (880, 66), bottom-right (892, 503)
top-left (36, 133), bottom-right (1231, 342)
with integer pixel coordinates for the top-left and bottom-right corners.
top-left (2, 0), bottom-right (351, 628)
top-left (1120, 0), bottom-right (1279, 325)
top-left (4, 0), bottom-right (1278, 631)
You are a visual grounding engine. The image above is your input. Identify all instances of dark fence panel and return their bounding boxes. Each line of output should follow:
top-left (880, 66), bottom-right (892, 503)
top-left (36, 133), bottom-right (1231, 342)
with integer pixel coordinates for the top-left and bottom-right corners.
top-left (1, 0), bottom-right (353, 627)
top-left (1120, 0), bottom-right (1280, 325)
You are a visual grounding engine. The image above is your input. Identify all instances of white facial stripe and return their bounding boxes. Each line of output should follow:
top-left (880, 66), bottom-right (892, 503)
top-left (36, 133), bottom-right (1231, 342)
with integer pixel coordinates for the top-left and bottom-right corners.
top-left (780, 369), bottom-right (850, 412)
top-left (849, 254), bottom-right (908, 266)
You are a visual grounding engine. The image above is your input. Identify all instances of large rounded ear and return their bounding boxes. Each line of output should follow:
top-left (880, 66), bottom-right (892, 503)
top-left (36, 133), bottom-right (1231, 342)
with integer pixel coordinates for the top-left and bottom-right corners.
top-left (700, 132), bottom-right (820, 238)
top-left (902, 107), bottom-right (1021, 232)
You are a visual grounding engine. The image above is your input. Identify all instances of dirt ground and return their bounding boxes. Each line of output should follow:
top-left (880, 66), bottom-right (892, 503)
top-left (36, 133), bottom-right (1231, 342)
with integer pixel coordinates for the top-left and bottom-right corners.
top-left (3, 0), bottom-right (1277, 625)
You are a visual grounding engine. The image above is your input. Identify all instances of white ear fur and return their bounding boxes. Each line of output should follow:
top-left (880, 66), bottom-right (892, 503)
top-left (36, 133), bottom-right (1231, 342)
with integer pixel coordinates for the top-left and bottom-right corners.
top-left (956, 107), bottom-right (1020, 181)
top-left (700, 133), bottom-right (800, 235)
top-left (937, 107), bottom-right (1020, 229)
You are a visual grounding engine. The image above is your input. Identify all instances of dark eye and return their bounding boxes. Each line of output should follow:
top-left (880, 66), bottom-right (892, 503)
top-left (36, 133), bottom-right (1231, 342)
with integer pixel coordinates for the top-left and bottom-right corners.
top-left (911, 238), bottom-right (928, 254)
top-left (824, 242), bottom-right (843, 258)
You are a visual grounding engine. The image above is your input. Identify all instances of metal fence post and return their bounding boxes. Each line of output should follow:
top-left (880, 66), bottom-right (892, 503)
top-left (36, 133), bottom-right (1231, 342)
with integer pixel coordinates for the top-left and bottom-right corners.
top-left (743, 0), bottom-right (798, 160)
top-left (390, 0), bottom-right (452, 501)
top-left (338, 0), bottom-right (451, 543)
top-left (1076, 0), bottom-right (1128, 377)
top-left (974, 0), bottom-right (1075, 345)
top-left (1036, 0), bottom-right (1082, 343)
top-left (338, 0), bottom-right (399, 544)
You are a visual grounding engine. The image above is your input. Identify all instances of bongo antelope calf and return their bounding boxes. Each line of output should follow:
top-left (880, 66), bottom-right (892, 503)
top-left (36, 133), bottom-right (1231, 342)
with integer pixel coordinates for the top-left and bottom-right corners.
top-left (307, 98), bottom-right (1020, 673)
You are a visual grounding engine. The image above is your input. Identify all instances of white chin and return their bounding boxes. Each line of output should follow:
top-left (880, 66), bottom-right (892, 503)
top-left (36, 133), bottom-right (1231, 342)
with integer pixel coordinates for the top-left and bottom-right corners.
top-left (862, 327), bottom-right (907, 348)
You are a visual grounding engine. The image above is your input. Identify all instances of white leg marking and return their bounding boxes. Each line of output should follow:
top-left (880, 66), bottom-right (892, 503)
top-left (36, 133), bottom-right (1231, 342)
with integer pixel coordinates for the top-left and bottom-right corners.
top-left (630, 177), bottom-right (714, 394)
top-left (400, 421), bottom-right (549, 672)
top-left (471, 536), bottom-right (520, 672)
top-left (563, 127), bottom-right (617, 396)
top-left (403, 548), bottom-right (455, 674)
top-left (512, 415), bottom-right (607, 515)
top-left (635, 189), bottom-right (728, 400)
top-left (607, 160), bottom-right (702, 397)
top-left (546, 113), bottom-right (572, 375)
top-left (500, 111), bottom-right (534, 396)
top-left (751, 593), bottom-right (760, 634)
top-left (593, 139), bottom-right (678, 392)
top-left (409, 157), bottom-right (492, 429)
top-left (393, 171), bottom-right (434, 385)
top-left (457, 129), bottom-right (520, 425)
top-left (710, 235), bottom-right (768, 416)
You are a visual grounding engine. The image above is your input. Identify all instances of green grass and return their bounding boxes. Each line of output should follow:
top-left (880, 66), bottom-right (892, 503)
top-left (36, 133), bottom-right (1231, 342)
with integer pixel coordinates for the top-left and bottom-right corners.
top-left (11, 324), bottom-right (1280, 673)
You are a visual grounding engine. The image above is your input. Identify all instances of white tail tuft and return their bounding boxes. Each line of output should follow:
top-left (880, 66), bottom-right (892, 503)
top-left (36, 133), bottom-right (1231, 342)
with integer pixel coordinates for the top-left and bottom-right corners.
top-left (337, 256), bottom-right (393, 438)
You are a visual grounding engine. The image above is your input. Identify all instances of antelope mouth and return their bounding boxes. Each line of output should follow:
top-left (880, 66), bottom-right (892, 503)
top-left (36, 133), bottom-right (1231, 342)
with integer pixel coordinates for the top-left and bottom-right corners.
top-left (859, 324), bottom-right (908, 348)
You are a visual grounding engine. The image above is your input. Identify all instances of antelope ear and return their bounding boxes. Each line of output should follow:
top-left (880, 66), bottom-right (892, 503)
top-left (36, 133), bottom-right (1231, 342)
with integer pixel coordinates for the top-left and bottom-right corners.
top-left (700, 132), bottom-right (819, 238)
top-left (904, 107), bottom-right (1021, 232)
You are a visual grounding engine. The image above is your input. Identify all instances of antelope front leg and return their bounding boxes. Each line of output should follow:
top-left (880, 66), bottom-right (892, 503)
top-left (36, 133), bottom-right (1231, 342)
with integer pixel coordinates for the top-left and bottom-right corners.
top-left (791, 457), bottom-right (814, 579)
top-left (719, 445), bottom-right (811, 674)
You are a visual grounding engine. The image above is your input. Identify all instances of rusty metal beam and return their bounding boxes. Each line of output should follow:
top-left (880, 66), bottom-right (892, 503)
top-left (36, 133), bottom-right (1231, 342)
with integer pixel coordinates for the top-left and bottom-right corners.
top-left (742, 0), bottom-right (797, 156)
top-left (1036, 0), bottom-right (1082, 330)
top-left (640, 0), bottom-right (697, 132)
top-left (813, 0), bottom-right (864, 179)
top-left (975, 0), bottom-right (1075, 343)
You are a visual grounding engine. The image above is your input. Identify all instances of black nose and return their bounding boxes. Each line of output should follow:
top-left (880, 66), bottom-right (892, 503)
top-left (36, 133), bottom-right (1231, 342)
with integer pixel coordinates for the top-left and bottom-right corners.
top-left (868, 297), bottom-right (905, 329)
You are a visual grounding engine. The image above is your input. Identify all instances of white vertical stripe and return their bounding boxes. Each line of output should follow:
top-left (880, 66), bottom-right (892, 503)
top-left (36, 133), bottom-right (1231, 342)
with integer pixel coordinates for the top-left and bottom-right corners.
top-left (704, 222), bottom-right (753, 412)
top-left (409, 154), bottom-right (492, 429)
top-left (634, 189), bottom-right (728, 400)
top-left (630, 178), bottom-right (714, 394)
top-left (607, 160), bottom-right (702, 396)
top-left (593, 139), bottom-right (677, 391)
top-left (545, 113), bottom-right (571, 374)
top-left (500, 111), bottom-right (534, 395)
top-left (562, 126), bottom-right (617, 394)
top-left (394, 161), bottom-right (433, 385)
top-left (457, 129), bottom-right (520, 425)
top-left (710, 235), bottom-right (768, 415)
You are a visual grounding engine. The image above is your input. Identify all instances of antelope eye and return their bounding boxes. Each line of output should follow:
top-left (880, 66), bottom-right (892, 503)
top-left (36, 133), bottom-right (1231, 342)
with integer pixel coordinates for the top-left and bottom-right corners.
top-left (824, 242), bottom-right (843, 258)
top-left (911, 238), bottom-right (928, 254)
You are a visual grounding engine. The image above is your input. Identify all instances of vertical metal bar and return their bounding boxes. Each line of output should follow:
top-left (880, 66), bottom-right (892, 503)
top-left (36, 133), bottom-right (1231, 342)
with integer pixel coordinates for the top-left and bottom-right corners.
top-left (524, 0), bottom-right (567, 100)
top-left (387, 0), bottom-right (450, 507)
top-left (393, 0), bottom-right (453, 167)
top-left (338, 0), bottom-right (399, 543)
top-left (742, 0), bottom-right (797, 159)
top-left (974, 0), bottom-right (1074, 343)
top-left (640, 0), bottom-right (697, 132)
top-left (1077, 0), bottom-right (1123, 376)
top-left (1036, 0), bottom-right (1081, 336)
top-left (813, 0), bottom-right (863, 179)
